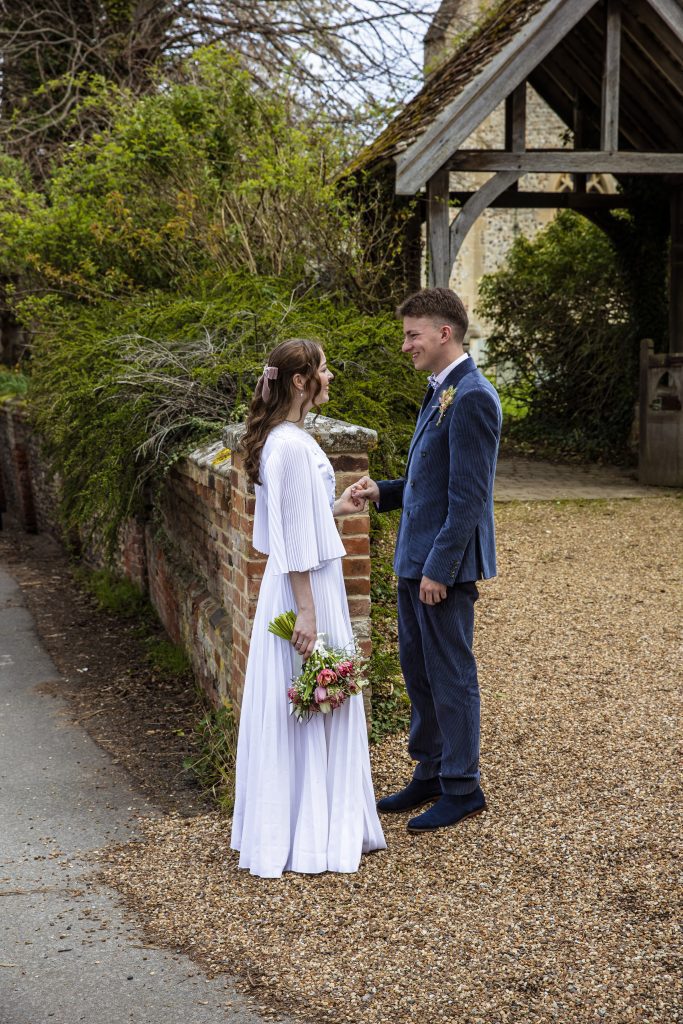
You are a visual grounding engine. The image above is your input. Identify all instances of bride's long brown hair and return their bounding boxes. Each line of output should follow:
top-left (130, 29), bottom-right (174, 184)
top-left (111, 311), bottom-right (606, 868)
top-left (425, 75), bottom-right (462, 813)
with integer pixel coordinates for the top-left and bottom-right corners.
top-left (241, 338), bottom-right (324, 486)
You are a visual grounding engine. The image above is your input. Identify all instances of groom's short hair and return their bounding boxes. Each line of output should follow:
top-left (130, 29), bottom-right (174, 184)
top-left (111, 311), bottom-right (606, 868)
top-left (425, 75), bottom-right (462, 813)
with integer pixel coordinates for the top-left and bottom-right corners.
top-left (397, 288), bottom-right (469, 342)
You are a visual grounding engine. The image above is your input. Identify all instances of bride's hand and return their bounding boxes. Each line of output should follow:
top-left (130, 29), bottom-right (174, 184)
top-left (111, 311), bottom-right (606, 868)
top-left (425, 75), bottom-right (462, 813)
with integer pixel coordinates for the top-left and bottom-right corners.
top-left (334, 484), bottom-right (366, 517)
top-left (291, 607), bottom-right (317, 660)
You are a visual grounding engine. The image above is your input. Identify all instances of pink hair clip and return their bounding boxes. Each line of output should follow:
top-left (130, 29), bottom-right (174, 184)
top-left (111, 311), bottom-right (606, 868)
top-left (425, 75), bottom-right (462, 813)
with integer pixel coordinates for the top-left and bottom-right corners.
top-left (260, 364), bottom-right (279, 401)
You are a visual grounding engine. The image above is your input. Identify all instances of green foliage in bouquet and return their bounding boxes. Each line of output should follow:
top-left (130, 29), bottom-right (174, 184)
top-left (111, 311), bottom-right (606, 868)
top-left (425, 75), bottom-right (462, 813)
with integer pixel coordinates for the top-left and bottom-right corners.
top-left (268, 610), bottom-right (297, 641)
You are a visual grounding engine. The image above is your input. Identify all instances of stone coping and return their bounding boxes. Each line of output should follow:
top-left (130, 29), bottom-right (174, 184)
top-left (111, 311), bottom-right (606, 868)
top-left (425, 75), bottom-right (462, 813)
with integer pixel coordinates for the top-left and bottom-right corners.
top-left (223, 414), bottom-right (378, 456)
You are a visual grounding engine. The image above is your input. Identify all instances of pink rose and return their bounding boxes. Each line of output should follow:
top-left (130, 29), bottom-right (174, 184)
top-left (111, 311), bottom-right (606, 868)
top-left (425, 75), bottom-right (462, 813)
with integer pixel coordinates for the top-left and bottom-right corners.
top-left (314, 685), bottom-right (328, 703)
top-left (336, 660), bottom-right (353, 677)
top-left (316, 668), bottom-right (337, 686)
top-left (347, 681), bottom-right (360, 694)
top-left (287, 686), bottom-right (299, 703)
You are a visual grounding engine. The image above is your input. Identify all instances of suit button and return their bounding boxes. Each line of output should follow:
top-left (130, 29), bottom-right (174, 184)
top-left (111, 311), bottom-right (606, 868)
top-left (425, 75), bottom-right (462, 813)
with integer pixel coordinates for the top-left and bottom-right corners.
top-left (410, 481), bottom-right (415, 488)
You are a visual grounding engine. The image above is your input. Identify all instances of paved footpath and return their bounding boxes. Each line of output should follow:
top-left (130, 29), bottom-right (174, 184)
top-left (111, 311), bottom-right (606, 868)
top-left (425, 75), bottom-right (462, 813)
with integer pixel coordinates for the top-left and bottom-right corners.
top-left (0, 566), bottom-right (274, 1024)
top-left (494, 456), bottom-right (670, 500)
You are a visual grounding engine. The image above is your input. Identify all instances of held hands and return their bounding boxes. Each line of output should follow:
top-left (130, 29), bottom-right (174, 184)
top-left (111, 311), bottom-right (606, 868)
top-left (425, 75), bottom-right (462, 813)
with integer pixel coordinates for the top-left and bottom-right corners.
top-left (334, 483), bottom-right (367, 517)
top-left (349, 476), bottom-right (445, 605)
top-left (419, 575), bottom-right (447, 605)
top-left (350, 475), bottom-right (380, 505)
top-left (291, 606), bottom-right (317, 660)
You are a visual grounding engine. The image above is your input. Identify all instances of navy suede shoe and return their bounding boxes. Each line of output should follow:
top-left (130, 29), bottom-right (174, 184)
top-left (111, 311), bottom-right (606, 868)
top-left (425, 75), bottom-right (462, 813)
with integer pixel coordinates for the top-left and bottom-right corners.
top-left (406, 787), bottom-right (487, 832)
top-left (376, 777), bottom-right (442, 813)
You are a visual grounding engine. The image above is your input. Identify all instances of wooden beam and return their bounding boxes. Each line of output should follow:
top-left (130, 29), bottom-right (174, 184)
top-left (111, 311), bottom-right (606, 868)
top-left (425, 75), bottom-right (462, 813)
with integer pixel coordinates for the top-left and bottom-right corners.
top-left (504, 82), bottom-right (526, 193)
top-left (505, 83), bottom-right (527, 153)
top-left (450, 171), bottom-right (521, 262)
top-left (586, 5), bottom-right (683, 149)
top-left (529, 64), bottom-right (601, 147)
top-left (544, 36), bottom-right (658, 151)
top-left (646, 0), bottom-right (683, 43)
top-left (427, 168), bottom-right (450, 288)
top-left (622, 7), bottom-right (683, 99)
top-left (630, 0), bottom-right (683, 58)
top-left (446, 150), bottom-right (683, 173)
top-left (573, 91), bottom-right (588, 193)
top-left (601, 0), bottom-right (622, 150)
top-left (394, 0), bottom-right (600, 194)
top-left (615, 32), bottom-right (683, 150)
top-left (670, 184), bottom-right (683, 352)
top-left (449, 190), bottom-right (630, 209)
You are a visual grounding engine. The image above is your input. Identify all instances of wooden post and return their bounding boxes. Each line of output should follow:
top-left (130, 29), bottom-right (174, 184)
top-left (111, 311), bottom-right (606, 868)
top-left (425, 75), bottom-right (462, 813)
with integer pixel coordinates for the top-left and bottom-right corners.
top-left (427, 167), bottom-right (451, 287)
top-left (573, 91), bottom-right (587, 194)
top-left (639, 338), bottom-right (653, 471)
top-left (670, 184), bottom-right (683, 353)
top-left (601, 0), bottom-right (621, 151)
top-left (505, 82), bottom-right (526, 191)
top-left (505, 82), bottom-right (527, 153)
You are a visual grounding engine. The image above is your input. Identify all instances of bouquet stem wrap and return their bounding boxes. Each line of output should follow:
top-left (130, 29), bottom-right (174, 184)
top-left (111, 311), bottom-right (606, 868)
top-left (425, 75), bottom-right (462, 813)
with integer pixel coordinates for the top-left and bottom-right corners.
top-left (268, 611), bottom-right (368, 721)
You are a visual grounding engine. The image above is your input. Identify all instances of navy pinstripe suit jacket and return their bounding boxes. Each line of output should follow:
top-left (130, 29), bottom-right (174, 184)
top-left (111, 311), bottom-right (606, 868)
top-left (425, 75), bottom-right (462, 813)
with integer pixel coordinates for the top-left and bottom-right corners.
top-left (377, 356), bottom-right (502, 585)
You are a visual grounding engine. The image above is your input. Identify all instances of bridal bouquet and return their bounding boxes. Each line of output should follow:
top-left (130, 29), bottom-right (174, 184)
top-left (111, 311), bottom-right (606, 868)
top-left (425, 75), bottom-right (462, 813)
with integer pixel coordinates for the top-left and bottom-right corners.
top-left (268, 611), bottom-right (368, 721)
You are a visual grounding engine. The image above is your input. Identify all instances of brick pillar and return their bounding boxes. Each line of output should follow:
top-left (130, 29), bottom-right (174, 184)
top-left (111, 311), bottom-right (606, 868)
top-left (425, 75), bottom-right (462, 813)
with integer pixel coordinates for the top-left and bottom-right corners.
top-left (224, 445), bottom-right (266, 710)
top-left (223, 415), bottom-right (377, 720)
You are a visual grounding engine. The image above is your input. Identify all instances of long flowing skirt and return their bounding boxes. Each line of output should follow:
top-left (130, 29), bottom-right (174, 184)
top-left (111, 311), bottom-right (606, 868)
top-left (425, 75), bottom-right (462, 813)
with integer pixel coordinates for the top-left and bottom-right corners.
top-left (230, 557), bottom-right (386, 878)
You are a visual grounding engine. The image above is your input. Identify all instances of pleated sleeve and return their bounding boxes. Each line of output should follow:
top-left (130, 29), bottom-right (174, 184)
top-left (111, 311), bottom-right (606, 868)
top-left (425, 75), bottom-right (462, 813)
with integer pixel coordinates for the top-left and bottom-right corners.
top-left (260, 437), bottom-right (346, 576)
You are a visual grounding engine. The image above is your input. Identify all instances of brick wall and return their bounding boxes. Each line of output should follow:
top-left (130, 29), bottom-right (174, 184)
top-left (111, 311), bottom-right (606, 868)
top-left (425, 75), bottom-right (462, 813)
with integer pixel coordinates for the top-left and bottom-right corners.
top-left (222, 416), bottom-right (376, 717)
top-left (0, 404), bottom-right (377, 721)
top-left (0, 401), bottom-right (37, 532)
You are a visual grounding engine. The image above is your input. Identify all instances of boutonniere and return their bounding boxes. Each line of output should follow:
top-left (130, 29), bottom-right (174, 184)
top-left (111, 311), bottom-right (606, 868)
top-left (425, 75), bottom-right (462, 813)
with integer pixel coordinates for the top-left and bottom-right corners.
top-left (435, 386), bottom-right (456, 425)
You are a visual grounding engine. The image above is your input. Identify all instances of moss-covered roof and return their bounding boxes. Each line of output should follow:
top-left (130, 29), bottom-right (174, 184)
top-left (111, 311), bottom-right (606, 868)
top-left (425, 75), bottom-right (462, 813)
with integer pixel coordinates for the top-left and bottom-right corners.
top-left (348, 0), bottom-right (548, 176)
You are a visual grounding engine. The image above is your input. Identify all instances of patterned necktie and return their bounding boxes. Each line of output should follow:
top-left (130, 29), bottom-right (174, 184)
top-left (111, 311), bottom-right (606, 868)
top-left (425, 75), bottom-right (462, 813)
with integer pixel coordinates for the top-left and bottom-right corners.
top-left (420, 382), bottom-right (435, 416)
top-left (427, 373), bottom-right (440, 390)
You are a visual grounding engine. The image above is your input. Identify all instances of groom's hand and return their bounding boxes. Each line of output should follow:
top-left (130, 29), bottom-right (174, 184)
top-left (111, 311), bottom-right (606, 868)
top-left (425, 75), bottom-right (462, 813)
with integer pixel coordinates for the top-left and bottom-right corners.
top-left (351, 476), bottom-right (380, 504)
top-left (420, 575), bottom-right (447, 605)
top-left (334, 484), bottom-right (366, 517)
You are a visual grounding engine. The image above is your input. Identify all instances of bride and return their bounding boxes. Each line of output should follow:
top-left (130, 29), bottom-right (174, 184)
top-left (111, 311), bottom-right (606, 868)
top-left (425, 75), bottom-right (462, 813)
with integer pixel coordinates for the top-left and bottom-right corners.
top-left (230, 337), bottom-right (386, 877)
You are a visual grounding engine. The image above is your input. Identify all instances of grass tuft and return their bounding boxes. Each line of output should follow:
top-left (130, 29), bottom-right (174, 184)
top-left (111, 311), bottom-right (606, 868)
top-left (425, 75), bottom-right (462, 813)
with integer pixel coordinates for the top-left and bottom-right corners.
top-left (183, 701), bottom-right (238, 813)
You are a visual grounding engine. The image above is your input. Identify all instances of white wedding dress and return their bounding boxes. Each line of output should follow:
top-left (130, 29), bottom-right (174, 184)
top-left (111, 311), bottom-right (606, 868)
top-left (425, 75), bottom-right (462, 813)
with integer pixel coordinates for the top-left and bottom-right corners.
top-left (230, 422), bottom-right (386, 877)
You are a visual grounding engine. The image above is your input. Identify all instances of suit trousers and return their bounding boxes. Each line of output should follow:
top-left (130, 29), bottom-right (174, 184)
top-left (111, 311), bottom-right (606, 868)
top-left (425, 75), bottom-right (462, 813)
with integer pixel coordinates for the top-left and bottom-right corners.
top-left (397, 577), bottom-right (480, 795)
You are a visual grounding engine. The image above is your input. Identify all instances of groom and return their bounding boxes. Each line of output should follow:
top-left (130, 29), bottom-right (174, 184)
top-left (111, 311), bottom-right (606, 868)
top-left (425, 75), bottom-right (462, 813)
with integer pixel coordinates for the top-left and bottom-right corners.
top-left (353, 287), bottom-right (502, 833)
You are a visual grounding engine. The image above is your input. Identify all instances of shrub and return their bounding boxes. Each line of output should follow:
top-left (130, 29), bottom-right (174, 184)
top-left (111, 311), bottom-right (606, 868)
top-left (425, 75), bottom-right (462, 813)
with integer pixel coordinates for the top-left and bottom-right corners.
top-left (9, 47), bottom-right (407, 312)
top-left (25, 274), bottom-right (424, 551)
top-left (477, 211), bottom-right (637, 460)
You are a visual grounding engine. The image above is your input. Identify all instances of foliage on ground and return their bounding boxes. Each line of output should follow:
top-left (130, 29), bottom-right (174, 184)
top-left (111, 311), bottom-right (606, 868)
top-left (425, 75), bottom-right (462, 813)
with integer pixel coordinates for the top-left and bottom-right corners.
top-left (0, 366), bottom-right (28, 400)
top-left (182, 701), bottom-right (239, 813)
top-left (478, 211), bottom-right (638, 462)
top-left (368, 511), bottom-right (410, 743)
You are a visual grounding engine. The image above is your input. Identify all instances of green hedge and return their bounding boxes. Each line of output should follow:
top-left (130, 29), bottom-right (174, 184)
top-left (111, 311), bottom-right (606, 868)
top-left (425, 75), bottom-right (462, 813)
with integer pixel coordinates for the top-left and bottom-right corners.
top-left (478, 211), bottom-right (638, 461)
top-left (27, 273), bottom-right (423, 550)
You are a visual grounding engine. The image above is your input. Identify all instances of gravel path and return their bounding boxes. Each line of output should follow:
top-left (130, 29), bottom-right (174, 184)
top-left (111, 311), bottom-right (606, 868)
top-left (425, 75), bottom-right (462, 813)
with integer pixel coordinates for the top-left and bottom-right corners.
top-left (97, 496), bottom-right (682, 1024)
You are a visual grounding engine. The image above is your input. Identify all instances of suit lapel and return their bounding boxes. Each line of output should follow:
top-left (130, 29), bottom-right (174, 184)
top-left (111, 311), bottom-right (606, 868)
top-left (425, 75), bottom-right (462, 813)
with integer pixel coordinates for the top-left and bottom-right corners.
top-left (406, 357), bottom-right (478, 469)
